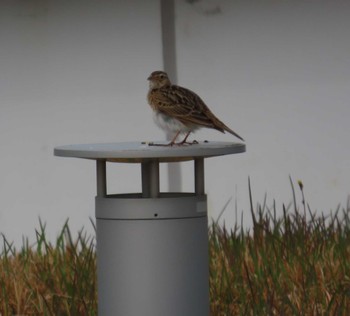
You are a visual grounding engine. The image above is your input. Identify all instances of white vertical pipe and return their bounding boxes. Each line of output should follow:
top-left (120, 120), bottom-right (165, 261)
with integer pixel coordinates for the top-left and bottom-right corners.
top-left (161, 0), bottom-right (182, 192)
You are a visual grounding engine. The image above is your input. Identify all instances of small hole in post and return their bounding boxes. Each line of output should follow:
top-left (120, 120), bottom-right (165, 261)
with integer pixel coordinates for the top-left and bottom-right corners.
top-left (154, 213), bottom-right (158, 217)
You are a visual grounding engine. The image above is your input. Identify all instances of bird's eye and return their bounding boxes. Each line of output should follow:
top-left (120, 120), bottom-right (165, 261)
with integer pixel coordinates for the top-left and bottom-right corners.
top-left (160, 75), bottom-right (165, 79)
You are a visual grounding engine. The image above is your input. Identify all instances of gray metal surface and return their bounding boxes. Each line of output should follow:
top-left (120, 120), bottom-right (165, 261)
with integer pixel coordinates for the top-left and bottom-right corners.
top-left (54, 141), bottom-right (246, 162)
top-left (96, 194), bottom-right (209, 316)
top-left (96, 193), bottom-right (207, 220)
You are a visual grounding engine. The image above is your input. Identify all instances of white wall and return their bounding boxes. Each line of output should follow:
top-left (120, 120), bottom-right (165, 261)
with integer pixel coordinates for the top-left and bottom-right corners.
top-left (175, 0), bottom-right (350, 227)
top-left (1, 0), bottom-right (349, 247)
top-left (0, 0), bottom-right (164, 246)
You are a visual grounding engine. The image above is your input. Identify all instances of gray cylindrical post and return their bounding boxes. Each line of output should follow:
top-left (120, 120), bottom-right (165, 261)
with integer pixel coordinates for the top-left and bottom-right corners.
top-left (96, 194), bottom-right (209, 316)
top-left (54, 141), bottom-right (246, 316)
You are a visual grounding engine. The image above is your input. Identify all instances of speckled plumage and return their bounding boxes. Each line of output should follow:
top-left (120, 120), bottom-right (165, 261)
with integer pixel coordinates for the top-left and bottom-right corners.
top-left (147, 70), bottom-right (244, 145)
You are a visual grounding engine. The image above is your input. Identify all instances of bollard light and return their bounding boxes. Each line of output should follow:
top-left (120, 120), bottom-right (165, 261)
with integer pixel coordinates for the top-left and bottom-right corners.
top-left (54, 141), bottom-right (245, 316)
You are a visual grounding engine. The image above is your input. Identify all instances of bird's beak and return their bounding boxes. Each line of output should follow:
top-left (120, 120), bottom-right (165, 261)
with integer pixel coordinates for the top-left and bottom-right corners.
top-left (147, 75), bottom-right (152, 80)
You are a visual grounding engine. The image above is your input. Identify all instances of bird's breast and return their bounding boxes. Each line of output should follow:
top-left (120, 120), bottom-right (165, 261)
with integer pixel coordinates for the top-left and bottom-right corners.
top-left (147, 90), bottom-right (159, 111)
top-left (153, 112), bottom-right (196, 134)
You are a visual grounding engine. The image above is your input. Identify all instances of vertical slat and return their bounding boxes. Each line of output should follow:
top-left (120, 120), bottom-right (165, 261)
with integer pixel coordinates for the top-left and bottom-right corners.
top-left (96, 160), bottom-right (107, 197)
top-left (142, 161), bottom-right (160, 198)
top-left (194, 158), bottom-right (205, 196)
top-left (149, 161), bottom-right (160, 198)
top-left (142, 162), bottom-right (151, 198)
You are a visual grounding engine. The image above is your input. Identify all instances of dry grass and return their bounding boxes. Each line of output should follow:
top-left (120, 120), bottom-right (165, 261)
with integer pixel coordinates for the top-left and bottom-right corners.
top-left (0, 220), bottom-right (97, 315)
top-left (1, 179), bottom-right (350, 315)
top-left (210, 179), bottom-right (350, 315)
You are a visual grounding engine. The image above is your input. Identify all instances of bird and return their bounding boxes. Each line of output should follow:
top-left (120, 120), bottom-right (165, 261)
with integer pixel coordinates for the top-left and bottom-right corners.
top-left (147, 70), bottom-right (244, 146)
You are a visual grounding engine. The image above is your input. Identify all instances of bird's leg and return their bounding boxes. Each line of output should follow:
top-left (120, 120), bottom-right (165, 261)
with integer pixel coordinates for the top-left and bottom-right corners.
top-left (148, 131), bottom-right (180, 146)
top-left (176, 132), bottom-right (198, 145)
top-left (178, 132), bottom-right (191, 144)
top-left (148, 131), bottom-right (198, 146)
top-left (167, 131), bottom-right (181, 146)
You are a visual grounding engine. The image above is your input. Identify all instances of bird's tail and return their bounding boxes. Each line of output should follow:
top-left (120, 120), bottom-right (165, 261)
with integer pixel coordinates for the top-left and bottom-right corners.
top-left (224, 125), bottom-right (244, 141)
top-left (208, 109), bottom-right (244, 141)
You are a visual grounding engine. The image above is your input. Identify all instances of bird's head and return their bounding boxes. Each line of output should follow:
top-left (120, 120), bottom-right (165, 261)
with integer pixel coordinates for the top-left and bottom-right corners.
top-left (147, 71), bottom-right (171, 89)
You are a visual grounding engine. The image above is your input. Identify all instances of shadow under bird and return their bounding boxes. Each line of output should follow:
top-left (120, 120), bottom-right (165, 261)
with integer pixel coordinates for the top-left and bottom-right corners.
top-left (147, 71), bottom-right (244, 146)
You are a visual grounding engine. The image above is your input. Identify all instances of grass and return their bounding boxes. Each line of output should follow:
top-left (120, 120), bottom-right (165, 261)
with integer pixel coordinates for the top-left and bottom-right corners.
top-left (0, 220), bottom-right (97, 315)
top-left (1, 179), bottom-right (350, 315)
top-left (210, 178), bottom-right (350, 315)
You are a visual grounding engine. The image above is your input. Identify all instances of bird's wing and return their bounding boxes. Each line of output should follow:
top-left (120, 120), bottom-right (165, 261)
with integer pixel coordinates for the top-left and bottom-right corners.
top-left (154, 85), bottom-right (217, 128)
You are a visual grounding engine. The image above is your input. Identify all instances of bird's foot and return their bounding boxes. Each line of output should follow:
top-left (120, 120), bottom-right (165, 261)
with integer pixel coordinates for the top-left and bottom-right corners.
top-left (147, 140), bottom-right (198, 147)
top-left (147, 141), bottom-right (176, 147)
top-left (175, 139), bottom-right (199, 146)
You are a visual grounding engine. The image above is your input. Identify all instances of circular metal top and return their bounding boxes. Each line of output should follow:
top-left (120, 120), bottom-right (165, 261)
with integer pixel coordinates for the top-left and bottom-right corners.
top-left (54, 141), bottom-right (246, 163)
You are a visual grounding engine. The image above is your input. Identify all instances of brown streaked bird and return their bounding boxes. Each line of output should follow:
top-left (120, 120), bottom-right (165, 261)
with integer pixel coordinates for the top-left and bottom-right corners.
top-left (147, 70), bottom-right (244, 146)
